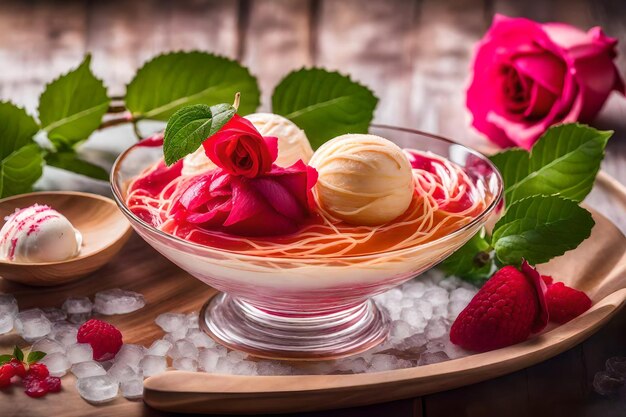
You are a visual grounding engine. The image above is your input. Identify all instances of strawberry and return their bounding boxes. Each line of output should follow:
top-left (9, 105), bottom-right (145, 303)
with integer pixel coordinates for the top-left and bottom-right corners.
top-left (8, 358), bottom-right (27, 378)
top-left (27, 363), bottom-right (49, 379)
top-left (450, 261), bottom-right (548, 352)
top-left (77, 319), bottom-right (123, 361)
top-left (44, 376), bottom-right (61, 393)
top-left (0, 364), bottom-right (15, 388)
top-left (545, 282), bottom-right (592, 324)
top-left (24, 377), bottom-right (48, 398)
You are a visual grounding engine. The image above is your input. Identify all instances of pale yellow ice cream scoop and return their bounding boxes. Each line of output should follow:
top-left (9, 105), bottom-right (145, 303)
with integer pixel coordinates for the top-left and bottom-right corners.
top-left (309, 134), bottom-right (414, 226)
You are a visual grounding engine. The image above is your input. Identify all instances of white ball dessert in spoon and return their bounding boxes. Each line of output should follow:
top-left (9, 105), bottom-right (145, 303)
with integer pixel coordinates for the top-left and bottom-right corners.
top-left (0, 204), bottom-right (82, 263)
top-left (182, 113), bottom-right (313, 175)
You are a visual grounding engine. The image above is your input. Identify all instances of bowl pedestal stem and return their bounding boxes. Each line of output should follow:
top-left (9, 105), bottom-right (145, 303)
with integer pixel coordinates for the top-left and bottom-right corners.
top-left (200, 292), bottom-right (389, 361)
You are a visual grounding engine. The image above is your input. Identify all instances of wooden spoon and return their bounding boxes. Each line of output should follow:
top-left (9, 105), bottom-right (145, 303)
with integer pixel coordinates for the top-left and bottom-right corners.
top-left (0, 191), bottom-right (132, 286)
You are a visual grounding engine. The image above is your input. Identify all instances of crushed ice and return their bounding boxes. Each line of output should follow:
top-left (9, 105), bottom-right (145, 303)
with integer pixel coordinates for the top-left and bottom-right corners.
top-left (0, 269), bottom-right (476, 404)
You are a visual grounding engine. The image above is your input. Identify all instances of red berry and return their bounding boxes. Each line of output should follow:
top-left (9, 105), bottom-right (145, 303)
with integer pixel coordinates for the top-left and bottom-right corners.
top-left (9, 358), bottom-right (26, 378)
top-left (44, 376), bottom-right (61, 393)
top-left (0, 364), bottom-right (14, 388)
top-left (28, 363), bottom-right (49, 379)
top-left (77, 319), bottom-right (123, 361)
top-left (545, 282), bottom-right (592, 324)
top-left (450, 263), bottom-right (548, 352)
top-left (24, 377), bottom-right (48, 398)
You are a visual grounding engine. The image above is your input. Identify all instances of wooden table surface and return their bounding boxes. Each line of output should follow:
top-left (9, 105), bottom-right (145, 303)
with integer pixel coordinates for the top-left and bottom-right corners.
top-left (0, 1), bottom-right (625, 416)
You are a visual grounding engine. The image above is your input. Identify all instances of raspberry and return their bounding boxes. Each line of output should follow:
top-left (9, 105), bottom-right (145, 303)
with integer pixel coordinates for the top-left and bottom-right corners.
top-left (9, 358), bottom-right (26, 378)
top-left (28, 363), bottom-right (49, 379)
top-left (450, 262), bottom-right (548, 352)
top-left (77, 319), bottom-right (123, 361)
top-left (24, 377), bottom-right (48, 398)
top-left (44, 376), bottom-right (61, 393)
top-left (545, 282), bottom-right (592, 324)
top-left (0, 364), bottom-right (15, 388)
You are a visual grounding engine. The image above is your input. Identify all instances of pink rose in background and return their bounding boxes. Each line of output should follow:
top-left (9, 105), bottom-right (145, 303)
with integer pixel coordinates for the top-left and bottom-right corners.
top-left (467, 14), bottom-right (625, 149)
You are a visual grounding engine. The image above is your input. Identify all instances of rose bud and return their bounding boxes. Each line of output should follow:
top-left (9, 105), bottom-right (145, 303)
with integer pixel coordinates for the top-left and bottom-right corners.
top-left (467, 14), bottom-right (624, 149)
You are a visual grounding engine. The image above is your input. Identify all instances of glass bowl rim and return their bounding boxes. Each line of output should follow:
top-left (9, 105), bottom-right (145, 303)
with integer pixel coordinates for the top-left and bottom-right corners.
top-left (110, 124), bottom-right (503, 262)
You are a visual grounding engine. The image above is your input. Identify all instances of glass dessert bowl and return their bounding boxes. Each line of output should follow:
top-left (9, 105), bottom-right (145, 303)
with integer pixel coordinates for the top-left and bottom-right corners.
top-left (111, 126), bottom-right (502, 360)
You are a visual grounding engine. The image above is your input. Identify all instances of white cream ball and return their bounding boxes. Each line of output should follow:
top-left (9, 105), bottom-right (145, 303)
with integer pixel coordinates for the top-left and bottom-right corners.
top-left (309, 134), bottom-right (414, 226)
top-left (182, 113), bottom-right (313, 176)
top-left (0, 205), bottom-right (82, 263)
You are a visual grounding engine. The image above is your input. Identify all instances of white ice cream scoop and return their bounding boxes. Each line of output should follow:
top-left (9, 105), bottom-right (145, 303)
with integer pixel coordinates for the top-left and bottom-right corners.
top-left (0, 204), bottom-right (82, 263)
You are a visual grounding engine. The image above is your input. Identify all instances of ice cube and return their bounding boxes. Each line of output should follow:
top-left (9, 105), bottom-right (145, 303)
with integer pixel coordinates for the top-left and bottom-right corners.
top-left (389, 320), bottom-right (411, 342)
top-left (186, 312), bottom-right (199, 329)
top-left (173, 357), bottom-right (198, 371)
top-left (168, 340), bottom-right (198, 359)
top-left (0, 311), bottom-right (14, 334)
top-left (93, 289), bottom-right (145, 315)
top-left (107, 362), bottom-right (139, 383)
top-left (147, 339), bottom-right (172, 356)
top-left (71, 361), bottom-right (107, 379)
top-left (418, 351), bottom-right (449, 366)
top-left (76, 375), bottom-right (119, 403)
top-left (185, 329), bottom-right (214, 348)
top-left (68, 313), bottom-right (91, 324)
top-left (198, 349), bottom-right (220, 372)
top-left (165, 327), bottom-right (188, 342)
top-left (0, 294), bottom-right (18, 316)
top-left (606, 357), bottom-right (626, 378)
top-left (14, 308), bottom-right (52, 341)
top-left (31, 337), bottom-right (66, 355)
top-left (67, 343), bottom-right (94, 364)
top-left (400, 308), bottom-right (427, 332)
top-left (256, 360), bottom-right (294, 376)
top-left (425, 318), bottom-right (447, 340)
top-left (62, 297), bottom-right (93, 314)
top-left (139, 355), bottom-right (167, 377)
top-left (114, 344), bottom-right (146, 370)
top-left (333, 357), bottom-right (368, 374)
top-left (41, 308), bottom-right (67, 322)
top-left (369, 354), bottom-right (412, 372)
top-left (423, 288), bottom-right (449, 319)
top-left (42, 352), bottom-right (71, 377)
top-left (121, 378), bottom-right (143, 399)
top-left (593, 371), bottom-right (624, 396)
top-left (51, 322), bottom-right (79, 346)
top-left (231, 361), bottom-right (258, 375)
top-left (155, 313), bottom-right (187, 333)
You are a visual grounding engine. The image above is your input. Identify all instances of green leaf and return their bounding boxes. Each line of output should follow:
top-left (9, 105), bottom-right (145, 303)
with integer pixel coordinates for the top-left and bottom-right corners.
top-left (163, 103), bottom-right (235, 166)
top-left (439, 230), bottom-right (493, 284)
top-left (26, 351), bottom-right (46, 364)
top-left (490, 123), bottom-right (611, 204)
top-left (38, 55), bottom-right (110, 148)
top-left (13, 346), bottom-right (23, 362)
top-left (0, 354), bottom-right (12, 365)
top-left (0, 102), bottom-right (44, 197)
top-left (272, 68), bottom-right (378, 149)
top-left (126, 51), bottom-right (260, 120)
top-left (492, 195), bottom-right (594, 265)
top-left (45, 151), bottom-right (109, 181)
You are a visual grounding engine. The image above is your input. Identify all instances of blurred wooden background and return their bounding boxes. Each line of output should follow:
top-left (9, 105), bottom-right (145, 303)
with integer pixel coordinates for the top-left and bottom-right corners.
top-left (0, 0), bottom-right (625, 416)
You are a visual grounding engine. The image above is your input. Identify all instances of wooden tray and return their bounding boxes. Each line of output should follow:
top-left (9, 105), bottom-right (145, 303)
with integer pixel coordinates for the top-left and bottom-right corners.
top-left (0, 174), bottom-right (624, 416)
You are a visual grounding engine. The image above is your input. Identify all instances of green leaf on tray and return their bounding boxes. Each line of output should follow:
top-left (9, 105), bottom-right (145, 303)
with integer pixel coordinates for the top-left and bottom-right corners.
top-left (272, 68), bottom-right (378, 149)
top-left (26, 350), bottom-right (46, 364)
top-left (163, 103), bottom-right (236, 166)
top-left (0, 102), bottom-right (44, 197)
top-left (126, 51), bottom-right (260, 120)
top-left (492, 195), bottom-right (594, 265)
top-left (0, 354), bottom-right (12, 365)
top-left (45, 151), bottom-right (109, 181)
top-left (490, 123), bottom-right (612, 204)
top-left (439, 230), bottom-right (493, 284)
top-left (38, 55), bottom-right (110, 148)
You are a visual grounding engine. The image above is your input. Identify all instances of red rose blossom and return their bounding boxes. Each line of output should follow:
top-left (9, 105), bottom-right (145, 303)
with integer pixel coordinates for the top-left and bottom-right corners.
top-left (202, 115), bottom-right (278, 178)
top-left (467, 15), bottom-right (624, 149)
top-left (171, 114), bottom-right (318, 237)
